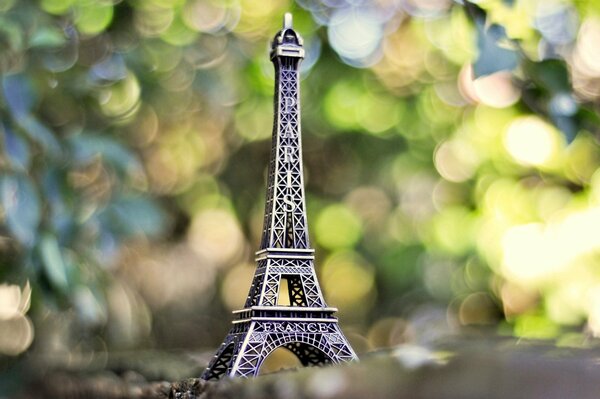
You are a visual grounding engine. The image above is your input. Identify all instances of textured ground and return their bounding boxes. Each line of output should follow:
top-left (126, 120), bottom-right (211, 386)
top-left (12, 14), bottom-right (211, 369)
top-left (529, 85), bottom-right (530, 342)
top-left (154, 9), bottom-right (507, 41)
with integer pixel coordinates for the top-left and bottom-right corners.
top-left (17, 335), bottom-right (600, 399)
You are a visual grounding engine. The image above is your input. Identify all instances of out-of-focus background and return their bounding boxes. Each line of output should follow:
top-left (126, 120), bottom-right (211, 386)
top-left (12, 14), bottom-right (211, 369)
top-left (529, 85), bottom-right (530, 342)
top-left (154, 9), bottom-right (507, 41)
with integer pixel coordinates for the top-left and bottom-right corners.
top-left (1, 0), bottom-right (600, 391)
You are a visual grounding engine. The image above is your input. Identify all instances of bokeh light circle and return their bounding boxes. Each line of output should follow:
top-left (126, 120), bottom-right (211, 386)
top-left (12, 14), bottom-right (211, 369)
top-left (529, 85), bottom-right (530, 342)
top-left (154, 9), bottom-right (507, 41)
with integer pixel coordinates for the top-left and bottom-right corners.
top-left (504, 116), bottom-right (559, 167)
top-left (328, 8), bottom-right (384, 66)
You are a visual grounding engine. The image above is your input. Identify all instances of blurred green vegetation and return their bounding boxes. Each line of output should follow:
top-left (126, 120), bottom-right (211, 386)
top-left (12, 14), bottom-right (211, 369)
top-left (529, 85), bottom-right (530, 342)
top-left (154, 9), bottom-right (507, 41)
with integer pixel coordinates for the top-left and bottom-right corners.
top-left (1, 0), bottom-right (600, 382)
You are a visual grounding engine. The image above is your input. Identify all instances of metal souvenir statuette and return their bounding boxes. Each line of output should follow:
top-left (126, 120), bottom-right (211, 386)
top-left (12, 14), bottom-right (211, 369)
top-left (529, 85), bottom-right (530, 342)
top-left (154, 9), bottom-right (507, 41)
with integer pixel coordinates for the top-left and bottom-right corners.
top-left (201, 13), bottom-right (358, 380)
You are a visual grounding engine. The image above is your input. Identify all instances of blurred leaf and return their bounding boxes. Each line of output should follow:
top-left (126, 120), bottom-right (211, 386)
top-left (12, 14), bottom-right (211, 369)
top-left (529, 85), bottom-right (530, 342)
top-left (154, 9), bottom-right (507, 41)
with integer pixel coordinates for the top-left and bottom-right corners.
top-left (94, 228), bottom-right (118, 262)
top-left (378, 245), bottom-right (422, 293)
top-left (40, 25), bottom-right (78, 73)
top-left (0, 174), bottom-right (40, 247)
top-left (473, 23), bottom-right (519, 77)
top-left (522, 60), bottom-right (578, 141)
top-left (465, 2), bottom-right (519, 77)
top-left (0, 17), bottom-right (24, 51)
top-left (551, 114), bottom-right (577, 143)
top-left (38, 233), bottom-right (69, 291)
top-left (40, 0), bottom-right (75, 15)
top-left (525, 60), bottom-right (570, 93)
top-left (101, 196), bottom-right (167, 238)
top-left (549, 92), bottom-right (579, 142)
top-left (159, 14), bottom-right (198, 46)
top-left (1, 123), bottom-right (30, 171)
top-left (68, 133), bottom-right (143, 178)
top-left (75, 1), bottom-right (114, 36)
top-left (0, 0), bottom-right (597, 351)
top-left (29, 26), bottom-right (67, 48)
top-left (323, 80), bottom-right (363, 131)
top-left (2, 74), bottom-right (35, 118)
top-left (90, 54), bottom-right (127, 82)
top-left (72, 285), bottom-right (107, 326)
top-left (514, 313), bottom-right (561, 339)
top-left (315, 204), bottom-right (362, 249)
top-left (17, 115), bottom-right (61, 157)
top-left (578, 107), bottom-right (600, 134)
top-left (41, 168), bottom-right (74, 238)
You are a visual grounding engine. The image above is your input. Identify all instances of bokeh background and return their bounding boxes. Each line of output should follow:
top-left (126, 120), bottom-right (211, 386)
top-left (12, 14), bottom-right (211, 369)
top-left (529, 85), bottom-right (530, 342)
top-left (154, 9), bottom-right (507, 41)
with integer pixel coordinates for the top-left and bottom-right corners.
top-left (1, 0), bottom-right (600, 385)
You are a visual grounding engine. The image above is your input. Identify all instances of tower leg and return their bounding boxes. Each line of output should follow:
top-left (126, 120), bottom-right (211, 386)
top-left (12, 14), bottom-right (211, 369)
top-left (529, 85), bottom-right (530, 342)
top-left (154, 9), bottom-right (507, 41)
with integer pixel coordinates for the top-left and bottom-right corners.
top-left (201, 335), bottom-right (237, 380)
top-left (285, 342), bottom-right (332, 366)
top-left (202, 320), bottom-right (357, 380)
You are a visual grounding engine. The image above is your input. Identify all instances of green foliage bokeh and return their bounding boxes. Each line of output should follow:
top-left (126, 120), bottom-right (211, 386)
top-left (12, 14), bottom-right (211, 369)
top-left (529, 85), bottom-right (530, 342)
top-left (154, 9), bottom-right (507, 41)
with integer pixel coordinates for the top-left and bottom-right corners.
top-left (1, 0), bottom-right (600, 364)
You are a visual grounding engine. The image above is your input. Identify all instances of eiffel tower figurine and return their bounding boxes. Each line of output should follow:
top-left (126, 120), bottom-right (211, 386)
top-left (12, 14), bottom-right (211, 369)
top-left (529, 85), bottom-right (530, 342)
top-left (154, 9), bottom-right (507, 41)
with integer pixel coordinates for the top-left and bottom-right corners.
top-left (201, 13), bottom-right (358, 380)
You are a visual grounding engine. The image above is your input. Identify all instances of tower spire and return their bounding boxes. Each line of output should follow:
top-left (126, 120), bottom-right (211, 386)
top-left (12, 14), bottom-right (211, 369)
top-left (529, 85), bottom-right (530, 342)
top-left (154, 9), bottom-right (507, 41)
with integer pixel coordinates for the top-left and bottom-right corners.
top-left (201, 13), bottom-right (357, 380)
top-left (284, 12), bottom-right (292, 29)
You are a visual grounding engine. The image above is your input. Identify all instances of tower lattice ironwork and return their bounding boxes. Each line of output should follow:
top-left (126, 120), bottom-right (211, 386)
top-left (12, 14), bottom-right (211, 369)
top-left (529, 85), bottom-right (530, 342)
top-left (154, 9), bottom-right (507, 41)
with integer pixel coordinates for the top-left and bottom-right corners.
top-left (201, 13), bottom-right (358, 380)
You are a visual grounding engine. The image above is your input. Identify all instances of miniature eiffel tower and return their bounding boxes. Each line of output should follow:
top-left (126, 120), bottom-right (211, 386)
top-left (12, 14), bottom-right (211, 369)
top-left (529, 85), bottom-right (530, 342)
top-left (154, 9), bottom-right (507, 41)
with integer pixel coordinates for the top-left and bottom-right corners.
top-left (201, 13), bottom-right (358, 380)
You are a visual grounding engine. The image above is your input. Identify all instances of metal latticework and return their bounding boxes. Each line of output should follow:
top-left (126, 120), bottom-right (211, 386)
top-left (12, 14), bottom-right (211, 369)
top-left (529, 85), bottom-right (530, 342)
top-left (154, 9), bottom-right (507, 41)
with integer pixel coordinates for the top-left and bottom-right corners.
top-left (201, 13), bottom-right (358, 380)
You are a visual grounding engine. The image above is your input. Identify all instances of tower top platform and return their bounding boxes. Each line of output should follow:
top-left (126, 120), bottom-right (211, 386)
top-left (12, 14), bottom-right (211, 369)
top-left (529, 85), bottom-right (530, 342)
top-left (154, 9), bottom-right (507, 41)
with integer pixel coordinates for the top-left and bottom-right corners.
top-left (270, 13), bottom-right (305, 60)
